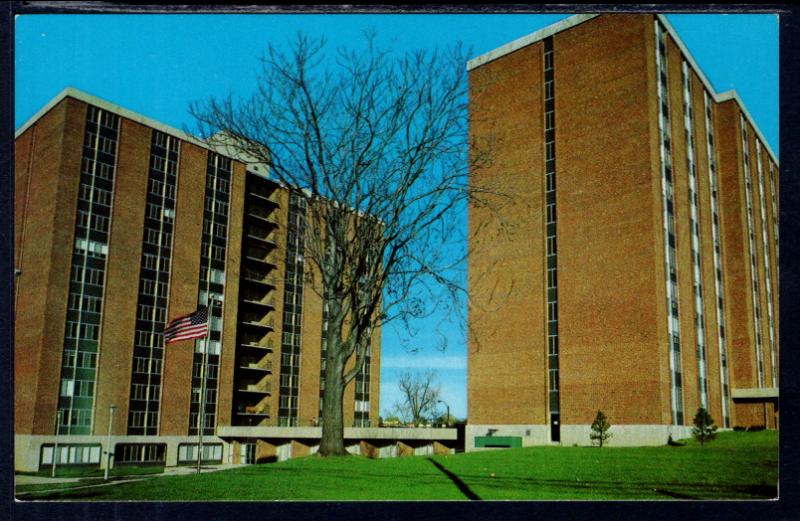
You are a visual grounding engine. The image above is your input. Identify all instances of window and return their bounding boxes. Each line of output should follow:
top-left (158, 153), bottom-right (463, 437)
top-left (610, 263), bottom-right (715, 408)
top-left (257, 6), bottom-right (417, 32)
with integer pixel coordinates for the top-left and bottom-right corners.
top-left (115, 443), bottom-right (166, 465)
top-left (60, 379), bottom-right (75, 397)
top-left (177, 443), bottom-right (222, 463)
top-left (545, 111), bottom-right (555, 129)
top-left (547, 268), bottom-right (557, 289)
top-left (40, 444), bottom-right (101, 467)
top-left (77, 210), bottom-right (110, 233)
top-left (547, 236), bottom-right (557, 256)
top-left (69, 294), bottom-right (102, 314)
top-left (75, 238), bottom-right (108, 258)
top-left (141, 279), bottom-right (168, 298)
top-left (79, 184), bottom-right (112, 206)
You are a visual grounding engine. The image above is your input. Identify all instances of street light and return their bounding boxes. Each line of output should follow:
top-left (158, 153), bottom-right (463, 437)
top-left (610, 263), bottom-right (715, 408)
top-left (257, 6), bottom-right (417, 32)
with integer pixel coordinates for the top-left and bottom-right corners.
top-left (437, 400), bottom-right (450, 428)
top-left (104, 405), bottom-right (117, 481)
top-left (52, 410), bottom-right (63, 478)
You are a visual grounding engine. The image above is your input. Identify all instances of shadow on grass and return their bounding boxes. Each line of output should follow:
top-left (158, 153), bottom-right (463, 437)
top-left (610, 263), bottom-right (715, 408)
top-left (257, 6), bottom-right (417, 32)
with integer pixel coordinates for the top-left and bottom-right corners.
top-left (449, 472), bottom-right (778, 500)
top-left (426, 458), bottom-right (481, 500)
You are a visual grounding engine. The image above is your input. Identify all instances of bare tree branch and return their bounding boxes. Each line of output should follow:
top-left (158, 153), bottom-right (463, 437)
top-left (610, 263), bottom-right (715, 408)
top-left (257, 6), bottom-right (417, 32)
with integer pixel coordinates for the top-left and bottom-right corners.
top-left (190, 31), bottom-right (507, 456)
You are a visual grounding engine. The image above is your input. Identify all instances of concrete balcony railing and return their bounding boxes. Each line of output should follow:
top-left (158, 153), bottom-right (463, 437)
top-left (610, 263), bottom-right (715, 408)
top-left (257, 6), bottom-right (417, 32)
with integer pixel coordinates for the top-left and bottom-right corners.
top-left (239, 381), bottom-right (272, 395)
top-left (239, 358), bottom-right (273, 373)
top-left (242, 270), bottom-right (276, 288)
top-left (240, 317), bottom-right (275, 331)
top-left (248, 190), bottom-right (279, 208)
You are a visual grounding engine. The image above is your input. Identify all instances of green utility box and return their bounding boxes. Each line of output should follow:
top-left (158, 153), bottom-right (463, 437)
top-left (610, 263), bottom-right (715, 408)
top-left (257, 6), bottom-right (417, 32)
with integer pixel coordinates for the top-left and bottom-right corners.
top-left (474, 436), bottom-right (522, 448)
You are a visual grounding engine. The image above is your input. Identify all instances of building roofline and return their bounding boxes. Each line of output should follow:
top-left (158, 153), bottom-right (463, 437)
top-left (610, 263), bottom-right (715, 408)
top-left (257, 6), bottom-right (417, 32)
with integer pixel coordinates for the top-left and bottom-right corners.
top-left (655, 14), bottom-right (778, 166)
top-left (15, 86), bottom-right (217, 153)
top-left (467, 13), bottom-right (778, 166)
top-left (466, 14), bottom-right (599, 71)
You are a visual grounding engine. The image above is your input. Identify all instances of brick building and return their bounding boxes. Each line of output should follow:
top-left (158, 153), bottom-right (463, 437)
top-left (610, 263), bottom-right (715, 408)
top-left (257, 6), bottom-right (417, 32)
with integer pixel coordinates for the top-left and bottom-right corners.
top-left (14, 88), bottom-right (383, 471)
top-left (468, 14), bottom-right (779, 448)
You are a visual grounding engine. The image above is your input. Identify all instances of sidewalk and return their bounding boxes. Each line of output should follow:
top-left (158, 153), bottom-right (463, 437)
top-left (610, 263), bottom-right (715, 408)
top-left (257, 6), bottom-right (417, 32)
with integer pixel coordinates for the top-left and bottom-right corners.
top-left (15, 463), bottom-right (248, 496)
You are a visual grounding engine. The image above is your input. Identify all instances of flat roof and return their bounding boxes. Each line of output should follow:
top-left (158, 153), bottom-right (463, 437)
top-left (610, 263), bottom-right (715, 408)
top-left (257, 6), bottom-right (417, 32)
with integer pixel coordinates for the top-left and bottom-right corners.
top-left (467, 13), bottom-right (778, 166)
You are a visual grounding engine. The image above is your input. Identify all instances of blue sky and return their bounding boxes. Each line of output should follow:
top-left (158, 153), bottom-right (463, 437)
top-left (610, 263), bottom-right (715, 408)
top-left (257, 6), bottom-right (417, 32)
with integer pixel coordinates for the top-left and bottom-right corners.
top-left (15, 13), bottom-right (779, 419)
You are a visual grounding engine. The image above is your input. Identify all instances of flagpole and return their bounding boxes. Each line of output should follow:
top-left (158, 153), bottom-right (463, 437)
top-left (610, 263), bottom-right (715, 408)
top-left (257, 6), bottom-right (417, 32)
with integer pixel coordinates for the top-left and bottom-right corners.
top-left (197, 314), bottom-right (209, 474)
top-left (198, 154), bottom-right (219, 474)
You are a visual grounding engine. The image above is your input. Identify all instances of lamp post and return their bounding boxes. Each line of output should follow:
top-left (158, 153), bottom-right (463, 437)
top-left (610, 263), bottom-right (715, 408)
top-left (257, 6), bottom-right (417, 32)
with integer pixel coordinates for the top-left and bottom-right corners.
top-left (437, 400), bottom-right (450, 428)
top-left (51, 410), bottom-right (62, 478)
top-left (104, 405), bottom-right (116, 481)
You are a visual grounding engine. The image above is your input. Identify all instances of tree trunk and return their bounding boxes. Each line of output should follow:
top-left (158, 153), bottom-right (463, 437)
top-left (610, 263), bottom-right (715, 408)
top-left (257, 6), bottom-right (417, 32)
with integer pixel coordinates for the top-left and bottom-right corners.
top-left (318, 348), bottom-right (348, 456)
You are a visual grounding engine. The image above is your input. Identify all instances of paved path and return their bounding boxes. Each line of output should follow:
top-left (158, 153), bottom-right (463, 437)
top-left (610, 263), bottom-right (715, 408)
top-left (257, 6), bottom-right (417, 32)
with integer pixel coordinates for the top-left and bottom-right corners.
top-left (15, 464), bottom-right (248, 497)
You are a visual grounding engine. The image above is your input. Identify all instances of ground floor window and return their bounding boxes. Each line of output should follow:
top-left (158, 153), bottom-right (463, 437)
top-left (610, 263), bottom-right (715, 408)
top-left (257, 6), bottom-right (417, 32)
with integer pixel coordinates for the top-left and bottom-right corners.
top-left (39, 444), bottom-right (101, 469)
top-left (114, 443), bottom-right (166, 465)
top-left (178, 443), bottom-right (223, 464)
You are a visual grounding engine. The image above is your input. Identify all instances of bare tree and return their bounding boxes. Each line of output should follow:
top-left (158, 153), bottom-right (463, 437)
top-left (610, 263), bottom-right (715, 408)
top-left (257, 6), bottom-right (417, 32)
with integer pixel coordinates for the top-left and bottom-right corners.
top-left (191, 32), bottom-right (497, 456)
top-left (392, 370), bottom-right (441, 425)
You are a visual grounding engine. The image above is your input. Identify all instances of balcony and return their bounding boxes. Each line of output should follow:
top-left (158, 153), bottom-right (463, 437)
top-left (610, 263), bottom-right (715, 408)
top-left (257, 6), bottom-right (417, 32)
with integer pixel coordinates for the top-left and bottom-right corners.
top-left (239, 358), bottom-right (273, 373)
top-left (247, 209), bottom-right (279, 227)
top-left (244, 253), bottom-right (279, 267)
top-left (241, 297), bottom-right (276, 310)
top-left (240, 319), bottom-right (275, 331)
top-left (240, 341), bottom-right (274, 352)
top-left (236, 404), bottom-right (271, 416)
top-left (245, 233), bottom-right (278, 248)
top-left (248, 191), bottom-right (279, 207)
top-left (242, 272), bottom-right (276, 288)
top-left (238, 382), bottom-right (272, 394)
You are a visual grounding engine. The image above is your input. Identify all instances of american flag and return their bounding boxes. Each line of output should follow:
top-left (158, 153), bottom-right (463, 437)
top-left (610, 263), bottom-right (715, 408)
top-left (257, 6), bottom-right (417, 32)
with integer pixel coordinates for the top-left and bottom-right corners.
top-left (164, 306), bottom-right (209, 344)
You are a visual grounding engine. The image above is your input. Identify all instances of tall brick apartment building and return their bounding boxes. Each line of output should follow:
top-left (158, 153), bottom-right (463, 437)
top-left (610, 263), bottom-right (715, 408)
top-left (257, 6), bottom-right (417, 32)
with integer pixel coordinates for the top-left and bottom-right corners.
top-left (468, 14), bottom-right (779, 448)
top-left (14, 88), bottom-right (382, 471)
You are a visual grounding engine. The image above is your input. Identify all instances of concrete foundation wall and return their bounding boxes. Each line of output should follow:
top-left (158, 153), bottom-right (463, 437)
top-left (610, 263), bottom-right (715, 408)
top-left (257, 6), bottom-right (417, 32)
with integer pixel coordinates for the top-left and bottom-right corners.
top-left (466, 424), bottom-right (696, 450)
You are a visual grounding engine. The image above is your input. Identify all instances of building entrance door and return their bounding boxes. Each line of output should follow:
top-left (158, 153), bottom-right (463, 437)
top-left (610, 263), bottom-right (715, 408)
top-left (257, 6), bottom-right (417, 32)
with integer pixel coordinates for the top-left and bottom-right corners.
top-left (240, 443), bottom-right (256, 464)
top-left (550, 413), bottom-right (560, 442)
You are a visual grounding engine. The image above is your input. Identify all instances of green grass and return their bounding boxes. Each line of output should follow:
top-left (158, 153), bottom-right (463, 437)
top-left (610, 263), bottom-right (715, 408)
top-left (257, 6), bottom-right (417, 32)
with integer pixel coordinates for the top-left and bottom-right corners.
top-left (18, 431), bottom-right (777, 501)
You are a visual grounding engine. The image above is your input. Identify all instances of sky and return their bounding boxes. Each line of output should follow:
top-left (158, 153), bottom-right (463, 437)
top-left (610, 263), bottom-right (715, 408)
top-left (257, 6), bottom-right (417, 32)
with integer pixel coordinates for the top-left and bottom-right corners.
top-left (15, 12), bottom-right (779, 420)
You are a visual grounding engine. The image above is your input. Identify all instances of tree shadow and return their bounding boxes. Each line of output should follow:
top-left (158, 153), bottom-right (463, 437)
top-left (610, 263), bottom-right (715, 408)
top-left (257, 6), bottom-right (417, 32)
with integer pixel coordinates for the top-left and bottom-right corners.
top-left (426, 458), bottom-right (481, 500)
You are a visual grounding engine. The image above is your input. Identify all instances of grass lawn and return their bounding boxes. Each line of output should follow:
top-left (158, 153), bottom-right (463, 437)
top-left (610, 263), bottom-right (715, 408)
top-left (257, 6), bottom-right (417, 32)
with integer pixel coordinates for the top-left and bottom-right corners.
top-left (17, 431), bottom-right (777, 501)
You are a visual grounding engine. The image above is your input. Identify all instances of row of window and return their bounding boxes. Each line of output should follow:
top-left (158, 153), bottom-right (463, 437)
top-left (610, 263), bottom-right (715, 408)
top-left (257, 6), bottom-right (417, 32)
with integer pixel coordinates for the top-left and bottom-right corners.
top-left (754, 141), bottom-right (777, 388)
top-left (655, 21), bottom-right (685, 426)
top-left (58, 408), bottom-right (92, 428)
top-left (144, 228), bottom-right (172, 247)
top-left (129, 410), bottom-right (158, 429)
top-left (681, 60), bottom-right (709, 411)
top-left (60, 378), bottom-right (94, 397)
top-left (76, 209), bottom-right (110, 234)
top-left (62, 350), bottom-right (97, 370)
top-left (189, 153), bottom-right (231, 436)
top-left (131, 383), bottom-right (161, 401)
top-left (543, 36), bottom-right (560, 430)
top-left (68, 293), bottom-right (102, 314)
top-left (137, 304), bottom-right (167, 323)
top-left (278, 192), bottom-right (307, 425)
top-left (79, 182), bottom-right (113, 207)
top-left (81, 157), bottom-right (115, 181)
top-left (192, 361), bottom-right (219, 380)
top-left (133, 356), bottom-right (163, 375)
top-left (58, 106), bottom-right (120, 435)
top-left (84, 131), bottom-right (117, 155)
top-left (74, 237), bottom-right (109, 258)
top-left (142, 253), bottom-right (169, 272)
top-left (146, 202), bottom-right (176, 223)
top-left (65, 321), bottom-right (99, 341)
top-left (191, 387), bottom-right (217, 404)
top-left (740, 118), bottom-right (766, 388)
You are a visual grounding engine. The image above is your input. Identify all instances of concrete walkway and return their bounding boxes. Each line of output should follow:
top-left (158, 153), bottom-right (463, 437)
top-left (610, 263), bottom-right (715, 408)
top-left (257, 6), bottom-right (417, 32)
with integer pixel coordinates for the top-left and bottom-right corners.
top-left (15, 463), bottom-right (248, 496)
